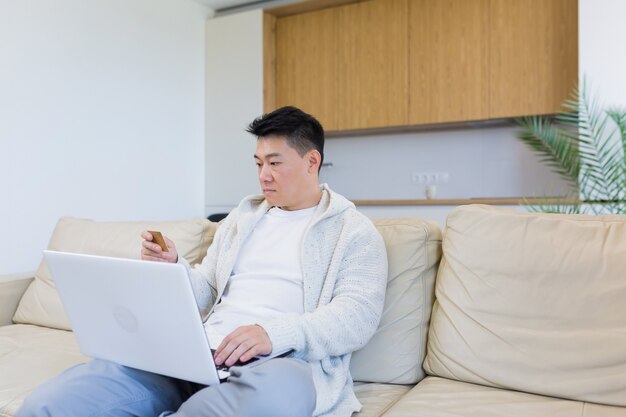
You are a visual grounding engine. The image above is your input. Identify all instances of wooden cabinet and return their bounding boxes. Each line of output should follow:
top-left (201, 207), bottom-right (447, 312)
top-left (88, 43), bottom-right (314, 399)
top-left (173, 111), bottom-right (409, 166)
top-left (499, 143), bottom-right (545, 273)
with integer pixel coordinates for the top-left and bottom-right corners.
top-left (336, 0), bottom-right (408, 129)
top-left (273, 0), bottom-right (408, 131)
top-left (409, 0), bottom-right (489, 124)
top-left (265, 0), bottom-right (578, 132)
top-left (275, 8), bottom-right (339, 130)
top-left (489, 0), bottom-right (578, 118)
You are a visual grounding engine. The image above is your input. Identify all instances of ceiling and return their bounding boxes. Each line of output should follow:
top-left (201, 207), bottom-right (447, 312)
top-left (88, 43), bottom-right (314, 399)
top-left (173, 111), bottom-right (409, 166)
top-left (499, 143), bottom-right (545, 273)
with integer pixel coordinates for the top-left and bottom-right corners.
top-left (194, 0), bottom-right (301, 14)
top-left (195, 0), bottom-right (257, 10)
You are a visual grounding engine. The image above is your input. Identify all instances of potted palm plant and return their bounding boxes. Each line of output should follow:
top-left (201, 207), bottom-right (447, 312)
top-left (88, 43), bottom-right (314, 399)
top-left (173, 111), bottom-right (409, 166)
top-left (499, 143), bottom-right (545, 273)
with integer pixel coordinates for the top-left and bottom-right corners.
top-left (516, 84), bottom-right (626, 214)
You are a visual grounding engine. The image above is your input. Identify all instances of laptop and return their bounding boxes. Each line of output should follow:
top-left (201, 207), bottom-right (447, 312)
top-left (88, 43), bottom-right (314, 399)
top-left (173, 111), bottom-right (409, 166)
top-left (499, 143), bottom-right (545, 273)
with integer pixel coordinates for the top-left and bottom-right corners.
top-left (44, 250), bottom-right (259, 385)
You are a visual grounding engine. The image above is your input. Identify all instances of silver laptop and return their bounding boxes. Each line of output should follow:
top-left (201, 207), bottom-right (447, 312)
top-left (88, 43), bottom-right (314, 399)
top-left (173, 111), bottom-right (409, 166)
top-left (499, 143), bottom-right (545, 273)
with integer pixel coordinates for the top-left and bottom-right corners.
top-left (44, 250), bottom-right (231, 385)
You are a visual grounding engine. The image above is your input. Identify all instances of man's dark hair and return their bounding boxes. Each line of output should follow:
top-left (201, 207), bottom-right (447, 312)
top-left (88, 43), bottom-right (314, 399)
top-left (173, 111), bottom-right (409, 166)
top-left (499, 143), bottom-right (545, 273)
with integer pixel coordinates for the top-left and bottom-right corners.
top-left (247, 106), bottom-right (325, 171)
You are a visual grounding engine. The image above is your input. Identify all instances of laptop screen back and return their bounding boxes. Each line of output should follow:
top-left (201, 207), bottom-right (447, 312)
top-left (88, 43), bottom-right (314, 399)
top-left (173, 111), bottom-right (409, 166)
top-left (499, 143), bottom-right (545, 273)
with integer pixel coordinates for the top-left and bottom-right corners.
top-left (44, 250), bottom-right (220, 385)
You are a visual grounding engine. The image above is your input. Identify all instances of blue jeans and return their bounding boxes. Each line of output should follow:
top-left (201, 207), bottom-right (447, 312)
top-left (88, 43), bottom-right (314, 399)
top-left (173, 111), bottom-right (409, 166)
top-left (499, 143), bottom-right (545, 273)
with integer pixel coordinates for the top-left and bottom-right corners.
top-left (16, 358), bottom-right (316, 417)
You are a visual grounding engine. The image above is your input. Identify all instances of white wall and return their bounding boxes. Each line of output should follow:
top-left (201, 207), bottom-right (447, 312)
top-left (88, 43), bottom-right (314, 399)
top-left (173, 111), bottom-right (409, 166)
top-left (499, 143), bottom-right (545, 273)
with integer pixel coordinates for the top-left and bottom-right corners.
top-left (0, 0), bottom-right (210, 274)
top-left (205, 9), bottom-right (263, 216)
top-left (320, 126), bottom-right (568, 201)
top-left (579, 0), bottom-right (626, 108)
top-left (318, 124), bottom-right (570, 226)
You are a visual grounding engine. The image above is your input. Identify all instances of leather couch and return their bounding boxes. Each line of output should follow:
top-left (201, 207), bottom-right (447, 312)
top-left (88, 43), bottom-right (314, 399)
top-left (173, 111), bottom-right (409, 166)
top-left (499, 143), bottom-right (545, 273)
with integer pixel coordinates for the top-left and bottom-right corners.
top-left (1, 204), bottom-right (625, 416)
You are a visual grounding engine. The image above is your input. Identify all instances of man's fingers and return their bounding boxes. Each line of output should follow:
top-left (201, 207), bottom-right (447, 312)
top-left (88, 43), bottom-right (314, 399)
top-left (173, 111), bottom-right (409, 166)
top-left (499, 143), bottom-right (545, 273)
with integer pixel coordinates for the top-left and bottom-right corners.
top-left (223, 339), bottom-right (264, 367)
top-left (224, 342), bottom-right (252, 367)
top-left (142, 240), bottom-right (163, 254)
top-left (141, 244), bottom-right (172, 262)
top-left (215, 328), bottom-right (251, 365)
top-left (214, 326), bottom-right (272, 367)
top-left (141, 253), bottom-right (168, 262)
top-left (141, 247), bottom-right (161, 258)
top-left (237, 345), bottom-right (261, 363)
top-left (142, 239), bottom-right (160, 250)
top-left (215, 334), bottom-right (241, 365)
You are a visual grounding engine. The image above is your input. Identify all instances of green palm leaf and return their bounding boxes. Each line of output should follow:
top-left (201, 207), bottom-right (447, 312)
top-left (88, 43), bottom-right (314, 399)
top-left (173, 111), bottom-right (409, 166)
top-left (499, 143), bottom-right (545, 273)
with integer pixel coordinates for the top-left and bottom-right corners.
top-left (516, 82), bottom-right (626, 215)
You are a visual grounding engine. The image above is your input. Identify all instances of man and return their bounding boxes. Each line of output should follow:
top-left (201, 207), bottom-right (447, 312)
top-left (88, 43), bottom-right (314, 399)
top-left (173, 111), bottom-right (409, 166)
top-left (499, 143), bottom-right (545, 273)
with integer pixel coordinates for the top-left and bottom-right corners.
top-left (17, 106), bottom-right (388, 417)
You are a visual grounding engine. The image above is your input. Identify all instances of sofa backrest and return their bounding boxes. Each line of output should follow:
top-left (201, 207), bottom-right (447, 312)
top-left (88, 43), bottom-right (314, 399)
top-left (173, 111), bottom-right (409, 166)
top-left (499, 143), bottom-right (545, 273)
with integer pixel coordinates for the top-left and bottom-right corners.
top-left (424, 204), bottom-right (626, 407)
top-left (12, 215), bottom-right (443, 387)
top-left (13, 217), bottom-right (216, 330)
top-left (350, 218), bottom-right (442, 384)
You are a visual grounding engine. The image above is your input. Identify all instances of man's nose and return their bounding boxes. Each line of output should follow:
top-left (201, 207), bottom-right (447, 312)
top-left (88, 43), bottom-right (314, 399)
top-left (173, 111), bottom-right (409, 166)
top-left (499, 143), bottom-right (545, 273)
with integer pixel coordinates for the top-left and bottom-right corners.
top-left (259, 164), bottom-right (272, 182)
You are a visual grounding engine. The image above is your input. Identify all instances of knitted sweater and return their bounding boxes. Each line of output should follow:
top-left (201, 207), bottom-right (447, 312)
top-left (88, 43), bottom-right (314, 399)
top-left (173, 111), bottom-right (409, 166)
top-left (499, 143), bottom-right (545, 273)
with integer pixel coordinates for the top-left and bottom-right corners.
top-left (180, 184), bottom-right (388, 416)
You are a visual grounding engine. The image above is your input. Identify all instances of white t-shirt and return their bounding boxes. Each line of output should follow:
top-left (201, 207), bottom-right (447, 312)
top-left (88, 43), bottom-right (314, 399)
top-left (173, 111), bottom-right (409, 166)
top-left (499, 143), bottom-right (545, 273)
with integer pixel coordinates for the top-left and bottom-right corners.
top-left (205, 205), bottom-right (316, 348)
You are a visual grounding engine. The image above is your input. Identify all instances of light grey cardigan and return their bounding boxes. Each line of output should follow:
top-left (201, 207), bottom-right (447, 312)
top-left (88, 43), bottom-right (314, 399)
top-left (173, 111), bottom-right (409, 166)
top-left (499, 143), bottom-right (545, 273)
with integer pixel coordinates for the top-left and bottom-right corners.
top-left (181, 184), bottom-right (388, 416)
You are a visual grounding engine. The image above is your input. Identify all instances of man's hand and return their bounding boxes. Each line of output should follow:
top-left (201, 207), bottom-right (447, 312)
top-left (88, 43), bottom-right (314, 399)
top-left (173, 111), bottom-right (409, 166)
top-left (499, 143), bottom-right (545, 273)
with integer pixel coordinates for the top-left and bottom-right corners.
top-left (140, 231), bottom-right (178, 263)
top-left (214, 325), bottom-right (272, 367)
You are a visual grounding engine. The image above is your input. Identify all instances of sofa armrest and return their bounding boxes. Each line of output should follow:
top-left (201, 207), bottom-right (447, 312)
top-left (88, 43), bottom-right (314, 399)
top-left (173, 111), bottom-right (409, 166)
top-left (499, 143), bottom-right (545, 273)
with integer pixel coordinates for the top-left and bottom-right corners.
top-left (0, 272), bottom-right (35, 326)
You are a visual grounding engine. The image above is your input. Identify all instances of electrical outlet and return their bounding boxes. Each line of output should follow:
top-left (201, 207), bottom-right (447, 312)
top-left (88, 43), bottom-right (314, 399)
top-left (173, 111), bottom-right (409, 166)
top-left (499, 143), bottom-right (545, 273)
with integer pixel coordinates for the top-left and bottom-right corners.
top-left (411, 171), bottom-right (450, 184)
top-left (411, 172), bottom-right (426, 184)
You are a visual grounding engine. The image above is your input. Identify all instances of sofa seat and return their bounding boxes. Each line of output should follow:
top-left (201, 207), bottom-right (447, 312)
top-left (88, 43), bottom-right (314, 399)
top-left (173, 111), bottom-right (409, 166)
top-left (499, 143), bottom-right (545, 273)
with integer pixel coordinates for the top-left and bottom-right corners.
top-left (0, 322), bottom-right (413, 417)
top-left (0, 325), bottom-right (413, 417)
top-left (0, 324), bottom-right (88, 417)
top-left (353, 382), bottom-right (413, 417)
top-left (382, 376), bottom-right (626, 417)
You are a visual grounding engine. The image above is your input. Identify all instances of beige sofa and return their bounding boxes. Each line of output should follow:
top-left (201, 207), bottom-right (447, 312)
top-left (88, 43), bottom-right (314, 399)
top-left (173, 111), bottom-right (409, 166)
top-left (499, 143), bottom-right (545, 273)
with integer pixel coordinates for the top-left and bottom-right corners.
top-left (1, 205), bottom-right (625, 416)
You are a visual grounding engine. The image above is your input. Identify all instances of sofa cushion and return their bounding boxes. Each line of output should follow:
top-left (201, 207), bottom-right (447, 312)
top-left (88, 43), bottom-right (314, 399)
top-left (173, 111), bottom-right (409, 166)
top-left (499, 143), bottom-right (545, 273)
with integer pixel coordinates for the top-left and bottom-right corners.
top-left (353, 382), bottom-right (412, 417)
top-left (381, 376), bottom-right (626, 417)
top-left (423, 205), bottom-right (626, 407)
top-left (350, 218), bottom-right (442, 384)
top-left (13, 217), bottom-right (216, 331)
top-left (0, 324), bottom-right (88, 417)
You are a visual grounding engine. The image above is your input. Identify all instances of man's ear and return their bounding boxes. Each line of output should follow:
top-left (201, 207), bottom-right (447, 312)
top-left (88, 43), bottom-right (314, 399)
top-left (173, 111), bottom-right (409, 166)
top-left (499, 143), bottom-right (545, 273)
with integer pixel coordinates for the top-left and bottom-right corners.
top-left (307, 150), bottom-right (321, 173)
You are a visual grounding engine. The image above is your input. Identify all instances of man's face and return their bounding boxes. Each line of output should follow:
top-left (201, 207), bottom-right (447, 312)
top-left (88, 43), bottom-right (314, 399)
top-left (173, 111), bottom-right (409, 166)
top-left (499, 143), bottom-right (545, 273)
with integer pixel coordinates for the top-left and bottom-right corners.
top-left (254, 135), bottom-right (318, 211)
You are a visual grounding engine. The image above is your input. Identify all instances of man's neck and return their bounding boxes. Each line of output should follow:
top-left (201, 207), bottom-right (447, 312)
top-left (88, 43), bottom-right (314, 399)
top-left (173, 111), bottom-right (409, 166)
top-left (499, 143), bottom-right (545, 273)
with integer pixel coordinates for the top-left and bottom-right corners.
top-left (279, 187), bottom-right (323, 211)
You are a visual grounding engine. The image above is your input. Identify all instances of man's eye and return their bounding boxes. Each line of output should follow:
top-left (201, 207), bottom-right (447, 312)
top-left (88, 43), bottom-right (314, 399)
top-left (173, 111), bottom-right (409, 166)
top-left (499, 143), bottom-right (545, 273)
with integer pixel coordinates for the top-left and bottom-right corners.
top-left (270, 162), bottom-right (280, 166)
top-left (255, 162), bottom-right (261, 167)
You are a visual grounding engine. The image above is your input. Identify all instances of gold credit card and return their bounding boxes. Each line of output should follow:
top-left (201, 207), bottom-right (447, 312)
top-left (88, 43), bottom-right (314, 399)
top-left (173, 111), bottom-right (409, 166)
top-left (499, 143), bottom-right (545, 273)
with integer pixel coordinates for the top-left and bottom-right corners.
top-left (148, 230), bottom-right (168, 252)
